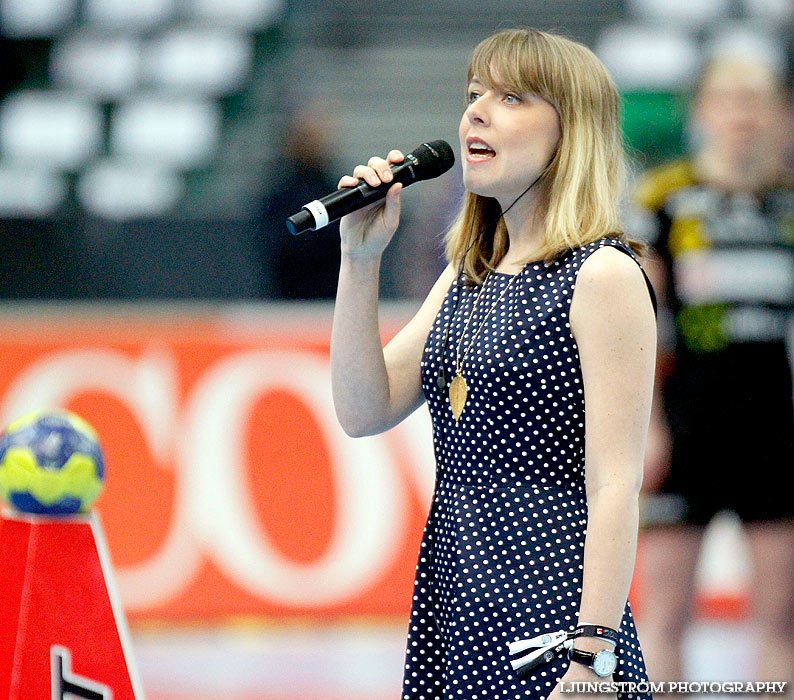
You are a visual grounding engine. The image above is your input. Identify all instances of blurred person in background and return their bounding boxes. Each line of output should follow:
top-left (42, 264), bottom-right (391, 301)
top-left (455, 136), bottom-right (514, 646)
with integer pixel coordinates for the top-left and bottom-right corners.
top-left (258, 100), bottom-right (341, 299)
top-left (331, 27), bottom-right (657, 700)
top-left (634, 54), bottom-right (794, 685)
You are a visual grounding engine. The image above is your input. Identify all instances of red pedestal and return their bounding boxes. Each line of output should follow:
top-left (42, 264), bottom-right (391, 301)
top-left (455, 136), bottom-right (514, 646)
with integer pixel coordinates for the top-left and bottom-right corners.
top-left (0, 509), bottom-right (144, 699)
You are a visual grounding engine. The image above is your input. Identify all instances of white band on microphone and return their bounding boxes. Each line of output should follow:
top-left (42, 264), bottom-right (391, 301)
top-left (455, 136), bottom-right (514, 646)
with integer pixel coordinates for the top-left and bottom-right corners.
top-left (304, 200), bottom-right (329, 230)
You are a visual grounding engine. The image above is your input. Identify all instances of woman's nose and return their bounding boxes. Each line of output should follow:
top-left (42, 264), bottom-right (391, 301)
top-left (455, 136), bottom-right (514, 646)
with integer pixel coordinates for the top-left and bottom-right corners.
top-left (466, 95), bottom-right (488, 124)
top-left (466, 97), bottom-right (489, 125)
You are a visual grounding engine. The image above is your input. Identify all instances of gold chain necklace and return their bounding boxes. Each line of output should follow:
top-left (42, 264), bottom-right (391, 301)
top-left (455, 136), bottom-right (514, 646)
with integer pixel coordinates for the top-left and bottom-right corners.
top-left (449, 267), bottom-right (524, 423)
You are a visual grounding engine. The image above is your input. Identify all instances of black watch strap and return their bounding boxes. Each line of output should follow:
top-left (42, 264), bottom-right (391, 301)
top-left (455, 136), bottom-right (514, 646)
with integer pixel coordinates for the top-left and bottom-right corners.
top-left (569, 647), bottom-right (598, 666)
top-left (568, 646), bottom-right (618, 677)
top-left (572, 624), bottom-right (619, 646)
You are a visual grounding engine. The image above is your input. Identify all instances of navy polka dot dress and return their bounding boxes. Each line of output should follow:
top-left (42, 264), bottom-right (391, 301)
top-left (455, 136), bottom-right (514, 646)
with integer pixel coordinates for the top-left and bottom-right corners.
top-left (403, 237), bottom-right (653, 700)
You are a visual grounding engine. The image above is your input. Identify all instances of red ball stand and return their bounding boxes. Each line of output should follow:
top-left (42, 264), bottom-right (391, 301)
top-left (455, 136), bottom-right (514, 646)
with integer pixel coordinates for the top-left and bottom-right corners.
top-left (0, 509), bottom-right (145, 699)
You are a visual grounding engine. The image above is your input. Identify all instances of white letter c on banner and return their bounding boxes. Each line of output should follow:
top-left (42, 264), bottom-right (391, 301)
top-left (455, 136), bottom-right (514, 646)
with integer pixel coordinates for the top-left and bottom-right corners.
top-left (0, 348), bottom-right (199, 610)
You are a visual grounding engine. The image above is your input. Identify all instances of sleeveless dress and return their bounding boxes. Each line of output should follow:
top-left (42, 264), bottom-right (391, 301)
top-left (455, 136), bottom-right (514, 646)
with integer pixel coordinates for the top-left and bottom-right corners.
top-left (402, 237), bottom-right (656, 700)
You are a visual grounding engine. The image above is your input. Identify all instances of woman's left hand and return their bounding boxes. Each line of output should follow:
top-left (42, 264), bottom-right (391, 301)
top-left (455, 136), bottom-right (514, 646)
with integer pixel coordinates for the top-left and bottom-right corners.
top-left (546, 664), bottom-right (617, 700)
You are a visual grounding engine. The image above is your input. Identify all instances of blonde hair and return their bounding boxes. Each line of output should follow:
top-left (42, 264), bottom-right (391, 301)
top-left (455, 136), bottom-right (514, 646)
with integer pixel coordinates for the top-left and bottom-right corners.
top-left (447, 28), bottom-right (647, 283)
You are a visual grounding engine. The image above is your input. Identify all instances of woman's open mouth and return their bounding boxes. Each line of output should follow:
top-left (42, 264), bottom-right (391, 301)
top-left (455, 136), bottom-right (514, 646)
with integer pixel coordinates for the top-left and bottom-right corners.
top-left (466, 137), bottom-right (496, 162)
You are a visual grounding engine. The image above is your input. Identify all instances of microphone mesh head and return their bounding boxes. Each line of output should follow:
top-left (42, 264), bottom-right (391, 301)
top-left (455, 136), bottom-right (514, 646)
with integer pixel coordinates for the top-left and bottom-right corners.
top-left (410, 140), bottom-right (455, 180)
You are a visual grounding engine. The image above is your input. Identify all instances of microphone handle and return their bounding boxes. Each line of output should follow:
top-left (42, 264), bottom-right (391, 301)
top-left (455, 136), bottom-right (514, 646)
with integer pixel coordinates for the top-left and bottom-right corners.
top-left (286, 153), bottom-right (419, 235)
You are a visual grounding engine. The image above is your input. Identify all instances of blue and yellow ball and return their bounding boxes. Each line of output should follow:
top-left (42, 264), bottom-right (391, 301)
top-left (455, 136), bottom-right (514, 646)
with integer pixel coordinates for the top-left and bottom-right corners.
top-left (0, 409), bottom-right (105, 515)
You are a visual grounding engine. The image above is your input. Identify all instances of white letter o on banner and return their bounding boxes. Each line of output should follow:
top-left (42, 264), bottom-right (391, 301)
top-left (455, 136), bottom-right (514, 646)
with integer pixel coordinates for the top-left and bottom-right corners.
top-left (180, 350), bottom-right (406, 607)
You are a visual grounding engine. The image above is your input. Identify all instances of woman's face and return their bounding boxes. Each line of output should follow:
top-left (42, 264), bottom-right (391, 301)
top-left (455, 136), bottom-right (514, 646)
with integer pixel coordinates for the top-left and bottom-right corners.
top-left (458, 76), bottom-right (561, 208)
top-left (694, 60), bottom-right (786, 160)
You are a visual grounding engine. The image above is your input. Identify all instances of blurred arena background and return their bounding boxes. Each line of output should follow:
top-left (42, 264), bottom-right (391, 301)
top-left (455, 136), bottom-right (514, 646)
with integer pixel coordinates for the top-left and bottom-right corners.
top-left (0, 0), bottom-right (792, 698)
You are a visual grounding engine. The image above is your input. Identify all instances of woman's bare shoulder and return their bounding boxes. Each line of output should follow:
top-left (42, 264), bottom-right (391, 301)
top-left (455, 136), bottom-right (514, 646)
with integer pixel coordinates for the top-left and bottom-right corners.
top-left (570, 246), bottom-right (656, 335)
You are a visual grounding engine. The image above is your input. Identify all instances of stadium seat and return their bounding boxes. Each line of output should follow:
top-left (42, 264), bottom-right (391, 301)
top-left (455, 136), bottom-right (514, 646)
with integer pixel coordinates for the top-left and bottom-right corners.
top-left (0, 90), bottom-right (102, 168)
top-left (142, 27), bottom-right (252, 95)
top-left (78, 159), bottom-right (183, 218)
top-left (110, 96), bottom-right (220, 167)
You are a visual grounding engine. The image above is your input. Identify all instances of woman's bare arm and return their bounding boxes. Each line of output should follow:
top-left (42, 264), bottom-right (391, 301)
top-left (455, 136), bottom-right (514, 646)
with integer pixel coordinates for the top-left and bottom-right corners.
top-left (567, 245), bottom-right (657, 650)
top-left (328, 148), bottom-right (458, 437)
top-left (331, 259), bottom-right (456, 437)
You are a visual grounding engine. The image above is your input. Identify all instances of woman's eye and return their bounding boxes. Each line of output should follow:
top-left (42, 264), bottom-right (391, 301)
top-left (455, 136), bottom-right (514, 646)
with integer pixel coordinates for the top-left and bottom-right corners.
top-left (467, 91), bottom-right (480, 104)
top-left (505, 93), bottom-right (522, 104)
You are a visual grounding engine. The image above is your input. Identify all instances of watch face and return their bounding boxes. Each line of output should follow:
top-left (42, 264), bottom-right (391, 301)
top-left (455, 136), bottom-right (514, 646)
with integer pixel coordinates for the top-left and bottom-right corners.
top-left (592, 650), bottom-right (617, 677)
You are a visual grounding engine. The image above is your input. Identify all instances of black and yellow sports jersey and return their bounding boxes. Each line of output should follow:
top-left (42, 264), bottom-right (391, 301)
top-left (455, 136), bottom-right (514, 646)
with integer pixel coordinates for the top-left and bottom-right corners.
top-left (635, 160), bottom-right (794, 526)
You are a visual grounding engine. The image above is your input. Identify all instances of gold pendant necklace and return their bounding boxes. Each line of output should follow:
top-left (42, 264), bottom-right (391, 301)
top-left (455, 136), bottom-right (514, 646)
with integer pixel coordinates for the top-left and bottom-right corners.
top-left (449, 268), bottom-right (523, 423)
top-left (448, 371), bottom-right (468, 423)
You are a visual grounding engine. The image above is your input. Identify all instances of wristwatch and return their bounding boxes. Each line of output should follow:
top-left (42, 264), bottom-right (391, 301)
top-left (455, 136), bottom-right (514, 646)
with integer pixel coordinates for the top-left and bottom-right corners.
top-left (509, 623), bottom-right (621, 678)
top-left (568, 647), bottom-right (617, 677)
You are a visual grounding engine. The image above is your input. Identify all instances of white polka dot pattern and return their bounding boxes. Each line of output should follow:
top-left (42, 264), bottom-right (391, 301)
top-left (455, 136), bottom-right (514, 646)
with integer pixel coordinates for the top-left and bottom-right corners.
top-left (404, 238), bottom-right (652, 699)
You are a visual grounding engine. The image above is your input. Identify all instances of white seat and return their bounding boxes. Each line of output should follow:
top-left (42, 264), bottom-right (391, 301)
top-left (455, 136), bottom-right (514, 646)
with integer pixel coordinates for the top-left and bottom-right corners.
top-left (110, 95), bottom-right (220, 168)
top-left (0, 0), bottom-right (77, 38)
top-left (83, 0), bottom-right (175, 31)
top-left (743, 0), bottom-right (793, 21)
top-left (0, 162), bottom-right (67, 216)
top-left (705, 23), bottom-right (786, 72)
top-left (142, 27), bottom-right (252, 95)
top-left (0, 90), bottom-right (102, 169)
top-left (628, 0), bottom-right (730, 26)
top-left (596, 24), bottom-right (701, 90)
top-left (78, 159), bottom-right (183, 219)
top-left (50, 33), bottom-right (141, 98)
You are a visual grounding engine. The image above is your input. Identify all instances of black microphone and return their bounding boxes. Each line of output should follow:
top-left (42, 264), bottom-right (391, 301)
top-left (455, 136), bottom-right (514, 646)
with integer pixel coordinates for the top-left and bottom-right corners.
top-left (285, 140), bottom-right (455, 235)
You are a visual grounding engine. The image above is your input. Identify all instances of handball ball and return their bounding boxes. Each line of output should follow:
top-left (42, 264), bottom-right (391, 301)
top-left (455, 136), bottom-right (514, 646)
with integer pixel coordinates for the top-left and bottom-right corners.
top-left (0, 409), bottom-right (105, 515)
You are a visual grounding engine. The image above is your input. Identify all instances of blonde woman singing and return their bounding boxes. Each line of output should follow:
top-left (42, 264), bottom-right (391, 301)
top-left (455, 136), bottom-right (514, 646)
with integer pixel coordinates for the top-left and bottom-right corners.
top-left (331, 28), bottom-right (657, 700)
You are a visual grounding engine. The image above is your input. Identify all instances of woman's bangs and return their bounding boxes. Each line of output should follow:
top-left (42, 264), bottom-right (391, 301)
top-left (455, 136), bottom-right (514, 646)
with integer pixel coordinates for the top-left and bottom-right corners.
top-left (468, 35), bottom-right (546, 98)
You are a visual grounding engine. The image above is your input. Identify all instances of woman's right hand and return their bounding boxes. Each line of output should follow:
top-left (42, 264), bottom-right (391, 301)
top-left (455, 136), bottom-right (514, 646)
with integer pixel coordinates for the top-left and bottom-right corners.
top-left (338, 149), bottom-right (404, 260)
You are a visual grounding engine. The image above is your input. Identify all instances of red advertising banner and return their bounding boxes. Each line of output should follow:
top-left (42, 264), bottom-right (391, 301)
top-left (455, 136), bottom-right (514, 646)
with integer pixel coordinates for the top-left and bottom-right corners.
top-left (0, 305), bottom-right (437, 621)
top-left (0, 305), bottom-right (747, 622)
